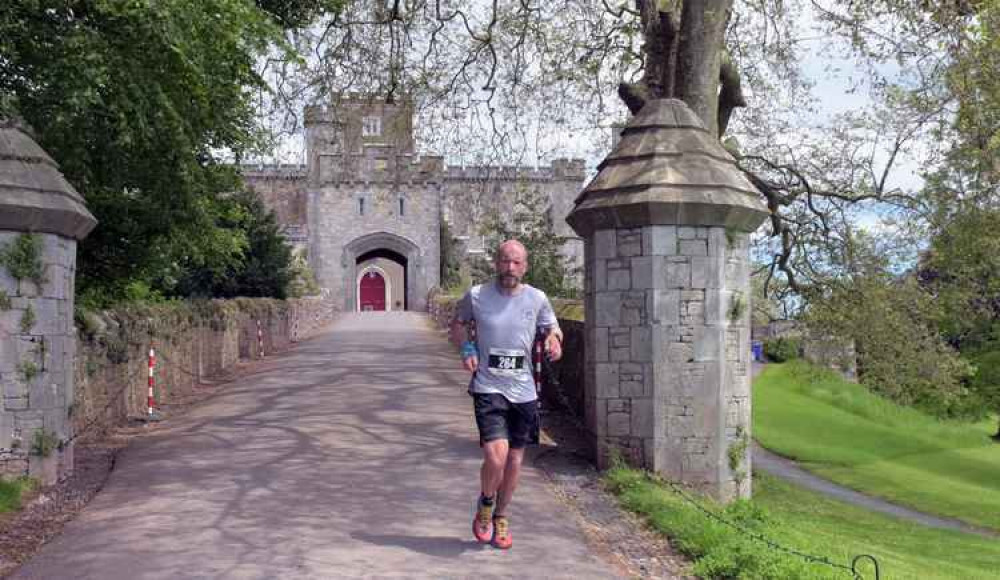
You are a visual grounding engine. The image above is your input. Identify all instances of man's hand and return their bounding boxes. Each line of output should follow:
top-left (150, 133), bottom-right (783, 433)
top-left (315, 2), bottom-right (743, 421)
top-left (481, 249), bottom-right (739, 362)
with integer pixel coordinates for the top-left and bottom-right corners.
top-left (460, 340), bottom-right (479, 373)
top-left (544, 332), bottom-right (563, 362)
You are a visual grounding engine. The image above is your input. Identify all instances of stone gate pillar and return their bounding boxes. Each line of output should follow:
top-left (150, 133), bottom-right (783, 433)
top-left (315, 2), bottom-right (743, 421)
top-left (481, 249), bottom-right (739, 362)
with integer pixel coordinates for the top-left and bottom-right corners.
top-left (567, 100), bottom-right (768, 501)
top-left (0, 119), bottom-right (97, 484)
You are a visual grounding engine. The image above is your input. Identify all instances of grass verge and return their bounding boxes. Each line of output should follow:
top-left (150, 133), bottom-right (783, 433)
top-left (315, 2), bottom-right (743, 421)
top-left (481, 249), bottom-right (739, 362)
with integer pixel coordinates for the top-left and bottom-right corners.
top-left (753, 361), bottom-right (1000, 530)
top-left (0, 477), bottom-right (37, 514)
top-left (604, 466), bottom-right (1000, 579)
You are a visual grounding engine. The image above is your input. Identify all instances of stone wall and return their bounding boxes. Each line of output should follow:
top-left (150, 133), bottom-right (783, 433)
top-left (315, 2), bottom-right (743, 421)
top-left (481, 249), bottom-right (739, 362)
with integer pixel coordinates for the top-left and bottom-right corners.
top-left (754, 320), bottom-right (857, 379)
top-left (427, 291), bottom-right (460, 330)
top-left (543, 319), bottom-right (585, 418)
top-left (64, 297), bottom-right (335, 451)
top-left (241, 164), bottom-right (308, 229)
top-left (0, 232), bottom-right (79, 483)
top-left (583, 225), bottom-right (753, 500)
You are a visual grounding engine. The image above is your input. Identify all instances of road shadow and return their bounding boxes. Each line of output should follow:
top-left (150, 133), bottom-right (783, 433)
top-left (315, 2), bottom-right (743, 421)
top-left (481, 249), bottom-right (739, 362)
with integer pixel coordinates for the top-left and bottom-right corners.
top-left (350, 532), bottom-right (486, 558)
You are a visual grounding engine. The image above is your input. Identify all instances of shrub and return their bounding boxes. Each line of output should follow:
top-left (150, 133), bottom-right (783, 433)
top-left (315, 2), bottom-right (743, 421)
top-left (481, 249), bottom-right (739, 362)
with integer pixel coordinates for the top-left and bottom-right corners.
top-left (967, 350), bottom-right (1000, 435)
top-left (764, 337), bottom-right (800, 362)
top-left (805, 276), bottom-right (975, 418)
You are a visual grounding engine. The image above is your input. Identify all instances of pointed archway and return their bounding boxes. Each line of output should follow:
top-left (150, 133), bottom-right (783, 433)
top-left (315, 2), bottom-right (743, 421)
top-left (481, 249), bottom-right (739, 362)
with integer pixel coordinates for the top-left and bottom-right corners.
top-left (343, 232), bottom-right (422, 312)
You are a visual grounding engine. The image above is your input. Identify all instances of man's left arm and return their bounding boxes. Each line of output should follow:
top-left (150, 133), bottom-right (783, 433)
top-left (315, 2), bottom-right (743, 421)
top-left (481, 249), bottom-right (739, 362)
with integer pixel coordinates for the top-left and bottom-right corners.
top-left (537, 296), bottom-right (563, 362)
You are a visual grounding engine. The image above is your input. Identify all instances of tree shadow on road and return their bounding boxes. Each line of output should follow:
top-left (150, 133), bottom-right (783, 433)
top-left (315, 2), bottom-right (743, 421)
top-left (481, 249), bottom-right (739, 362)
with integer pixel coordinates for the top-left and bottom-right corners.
top-left (350, 532), bottom-right (487, 557)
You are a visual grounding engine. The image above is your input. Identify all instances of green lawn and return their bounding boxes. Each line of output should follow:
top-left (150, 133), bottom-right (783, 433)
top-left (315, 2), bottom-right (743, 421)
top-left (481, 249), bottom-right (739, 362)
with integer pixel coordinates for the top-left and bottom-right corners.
top-left (754, 361), bottom-right (1000, 530)
top-left (755, 473), bottom-right (999, 580)
top-left (604, 467), bottom-right (1000, 579)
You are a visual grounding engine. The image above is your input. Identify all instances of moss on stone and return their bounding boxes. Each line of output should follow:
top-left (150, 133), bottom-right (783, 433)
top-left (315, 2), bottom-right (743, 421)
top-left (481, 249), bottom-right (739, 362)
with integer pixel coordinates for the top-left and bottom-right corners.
top-left (18, 359), bottom-right (39, 382)
top-left (19, 304), bottom-right (35, 334)
top-left (727, 425), bottom-right (749, 486)
top-left (29, 428), bottom-right (60, 458)
top-left (728, 292), bottom-right (745, 323)
top-left (1, 233), bottom-right (46, 287)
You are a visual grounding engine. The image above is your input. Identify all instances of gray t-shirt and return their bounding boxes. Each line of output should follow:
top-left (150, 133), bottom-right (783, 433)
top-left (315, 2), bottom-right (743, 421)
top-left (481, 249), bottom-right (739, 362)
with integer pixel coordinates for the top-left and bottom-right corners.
top-left (455, 282), bottom-right (559, 403)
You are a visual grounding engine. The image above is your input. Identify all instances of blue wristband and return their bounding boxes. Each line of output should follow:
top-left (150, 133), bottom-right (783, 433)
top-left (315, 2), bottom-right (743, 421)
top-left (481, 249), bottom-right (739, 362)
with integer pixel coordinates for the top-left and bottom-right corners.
top-left (461, 341), bottom-right (478, 359)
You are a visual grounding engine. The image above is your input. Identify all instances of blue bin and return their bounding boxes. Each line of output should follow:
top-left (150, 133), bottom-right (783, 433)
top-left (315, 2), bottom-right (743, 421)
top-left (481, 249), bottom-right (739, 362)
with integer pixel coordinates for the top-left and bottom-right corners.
top-left (751, 340), bottom-right (764, 362)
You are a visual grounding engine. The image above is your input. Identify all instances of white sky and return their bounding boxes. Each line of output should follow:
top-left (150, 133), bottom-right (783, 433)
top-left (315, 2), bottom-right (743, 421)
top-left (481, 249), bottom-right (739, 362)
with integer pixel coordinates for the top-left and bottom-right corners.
top-left (253, 2), bottom-right (935, 210)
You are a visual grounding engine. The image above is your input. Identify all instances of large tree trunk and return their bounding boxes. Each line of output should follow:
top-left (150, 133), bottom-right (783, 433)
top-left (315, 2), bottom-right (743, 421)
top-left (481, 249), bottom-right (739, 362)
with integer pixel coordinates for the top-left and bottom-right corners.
top-left (619, 0), bottom-right (740, 138)
top-left (675, 0), bottom-right (733, 137)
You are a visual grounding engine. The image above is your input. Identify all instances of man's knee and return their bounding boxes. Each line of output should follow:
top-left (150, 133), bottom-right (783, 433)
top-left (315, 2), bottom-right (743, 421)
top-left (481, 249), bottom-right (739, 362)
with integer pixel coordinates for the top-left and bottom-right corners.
top-left (483, 439), bottom-right (509, 468)
top-left (506, 448), bottom-right (525, 467)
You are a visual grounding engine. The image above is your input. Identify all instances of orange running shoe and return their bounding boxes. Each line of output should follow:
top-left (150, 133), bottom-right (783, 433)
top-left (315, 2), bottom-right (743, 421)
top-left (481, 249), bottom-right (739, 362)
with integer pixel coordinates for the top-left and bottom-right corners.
top-left (491, 515), bottom-right (512, 549)
top-left (472, 497), bottom-right (494, 543)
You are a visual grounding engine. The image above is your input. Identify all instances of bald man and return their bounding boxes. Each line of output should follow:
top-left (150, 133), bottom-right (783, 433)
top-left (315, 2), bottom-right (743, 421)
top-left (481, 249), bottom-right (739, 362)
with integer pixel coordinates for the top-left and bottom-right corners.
top-left (450, 239), bottom-right (563, 549)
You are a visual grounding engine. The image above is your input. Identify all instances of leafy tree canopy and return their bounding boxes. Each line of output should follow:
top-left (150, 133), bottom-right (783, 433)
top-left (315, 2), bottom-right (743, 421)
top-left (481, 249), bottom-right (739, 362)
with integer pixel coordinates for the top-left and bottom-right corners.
top-left (0, 0), bottom-right (339, 305)
top-left (174, 190), bottom-right (294, 299)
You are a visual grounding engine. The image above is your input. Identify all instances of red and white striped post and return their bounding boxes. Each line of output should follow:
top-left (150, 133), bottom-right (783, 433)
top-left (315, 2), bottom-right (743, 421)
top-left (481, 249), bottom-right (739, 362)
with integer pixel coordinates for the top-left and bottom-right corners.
top-left (256, 320), bottom-right (264, 359)
top-left (147, 346), bottom-right (156, 417)
top-left (533, 328), bottom-right (544, 402)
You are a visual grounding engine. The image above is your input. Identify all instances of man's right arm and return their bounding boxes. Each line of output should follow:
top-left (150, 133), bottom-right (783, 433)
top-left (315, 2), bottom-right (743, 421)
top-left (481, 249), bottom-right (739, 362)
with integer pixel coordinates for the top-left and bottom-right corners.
top-left (450, 291), bottom-right (479, 373)
top-left (449, 318), bottom-right (471, 346)
top-left (450, 290), bottom-right (474, 346)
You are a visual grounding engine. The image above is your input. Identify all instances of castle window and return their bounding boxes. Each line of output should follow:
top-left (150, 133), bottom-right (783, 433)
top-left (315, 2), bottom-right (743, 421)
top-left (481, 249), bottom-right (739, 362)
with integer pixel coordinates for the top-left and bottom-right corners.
top-left (358, 197), bottom-right (365, 216)
top-left (399, 197), bottom-right (405, 216)
top-left (362, 115), bottom-right (381, 137)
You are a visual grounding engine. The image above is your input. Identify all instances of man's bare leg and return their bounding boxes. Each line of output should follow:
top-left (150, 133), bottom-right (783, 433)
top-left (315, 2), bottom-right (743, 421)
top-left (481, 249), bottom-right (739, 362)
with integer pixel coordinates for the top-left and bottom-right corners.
top-left (494, 447), bottom-right (525, 516)
top-left (481, 439), bottom-right (509, 499)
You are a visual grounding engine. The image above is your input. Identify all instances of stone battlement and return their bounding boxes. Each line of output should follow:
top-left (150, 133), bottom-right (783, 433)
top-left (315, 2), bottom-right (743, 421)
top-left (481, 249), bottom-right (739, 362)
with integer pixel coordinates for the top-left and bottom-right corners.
top-left (241, 164), bottom-right (307, 180)
top-left (443, 158), bottom-right (585, 182)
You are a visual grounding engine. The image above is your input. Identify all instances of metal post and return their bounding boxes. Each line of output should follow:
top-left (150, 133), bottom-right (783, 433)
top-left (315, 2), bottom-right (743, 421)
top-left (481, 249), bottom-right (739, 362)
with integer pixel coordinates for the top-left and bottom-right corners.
top-left (147, 346), bottom-right (156, 417)
top-left (257, 320), bottom-right (264, 359)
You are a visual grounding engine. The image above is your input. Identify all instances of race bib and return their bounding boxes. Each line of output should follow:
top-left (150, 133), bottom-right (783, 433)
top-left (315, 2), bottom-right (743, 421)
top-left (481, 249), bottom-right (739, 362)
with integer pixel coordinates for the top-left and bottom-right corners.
top-left (488, 348), bottom-right (526, 376)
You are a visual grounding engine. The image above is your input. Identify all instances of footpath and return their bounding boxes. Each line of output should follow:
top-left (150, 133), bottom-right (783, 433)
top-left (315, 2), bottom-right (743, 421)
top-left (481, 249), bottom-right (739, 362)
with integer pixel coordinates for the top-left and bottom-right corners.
top-left (11, 313), bottom-right (627, 579)
top-left (750, 362), bottom-right (997, 538)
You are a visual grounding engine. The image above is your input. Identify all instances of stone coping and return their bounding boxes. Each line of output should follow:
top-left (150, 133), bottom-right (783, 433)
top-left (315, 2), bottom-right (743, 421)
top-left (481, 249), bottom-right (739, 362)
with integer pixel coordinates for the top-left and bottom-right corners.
top-left (569, 99), bottom-right (767, 237)
top-left (0, 121), bottom-right (97, 240)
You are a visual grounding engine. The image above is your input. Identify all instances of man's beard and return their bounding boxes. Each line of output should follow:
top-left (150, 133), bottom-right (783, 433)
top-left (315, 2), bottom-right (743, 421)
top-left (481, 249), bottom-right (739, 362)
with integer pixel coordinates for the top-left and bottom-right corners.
top-left (497, 274), bottom-right (520, 288)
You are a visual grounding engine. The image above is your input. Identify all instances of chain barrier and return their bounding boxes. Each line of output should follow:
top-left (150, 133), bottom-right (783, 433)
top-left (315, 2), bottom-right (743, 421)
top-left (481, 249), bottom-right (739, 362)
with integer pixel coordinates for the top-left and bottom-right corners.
top-left (536, 358), bottom-right (879, 580)
top-left (65, 362), bottom-right (149, 445)
top-left (658, 475), bottom-right (880, 580)
top-left (64, 318), bottom-right (276, 446)
top-left (66, 336), bottom-right (192, 444)
top-left (154, 351), bottom-right (203, 378)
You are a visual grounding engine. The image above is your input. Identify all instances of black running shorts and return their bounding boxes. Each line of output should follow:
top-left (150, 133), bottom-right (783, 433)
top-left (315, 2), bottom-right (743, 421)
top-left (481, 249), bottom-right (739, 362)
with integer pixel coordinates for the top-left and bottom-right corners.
top-left (471, 392), bottom-right (540, 449)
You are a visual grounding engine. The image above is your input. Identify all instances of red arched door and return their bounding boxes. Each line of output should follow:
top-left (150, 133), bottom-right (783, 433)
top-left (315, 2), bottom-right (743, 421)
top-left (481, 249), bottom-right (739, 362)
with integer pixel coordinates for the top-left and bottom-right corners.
top-left (359, 271), bottom-right (386, 311)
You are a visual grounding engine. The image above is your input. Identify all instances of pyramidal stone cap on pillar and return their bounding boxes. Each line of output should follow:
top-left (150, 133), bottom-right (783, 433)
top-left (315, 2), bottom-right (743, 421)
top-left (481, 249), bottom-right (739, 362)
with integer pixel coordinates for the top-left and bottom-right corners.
top-left (567, 99), bottom-right (768, 237)
top-left (0, 118), bottom-right (97, 239)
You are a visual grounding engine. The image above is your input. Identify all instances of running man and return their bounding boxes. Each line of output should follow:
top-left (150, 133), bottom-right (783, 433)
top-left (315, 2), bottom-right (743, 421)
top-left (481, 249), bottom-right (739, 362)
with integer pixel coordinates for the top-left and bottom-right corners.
top-left (450, 239), bottom-right (563, 549)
